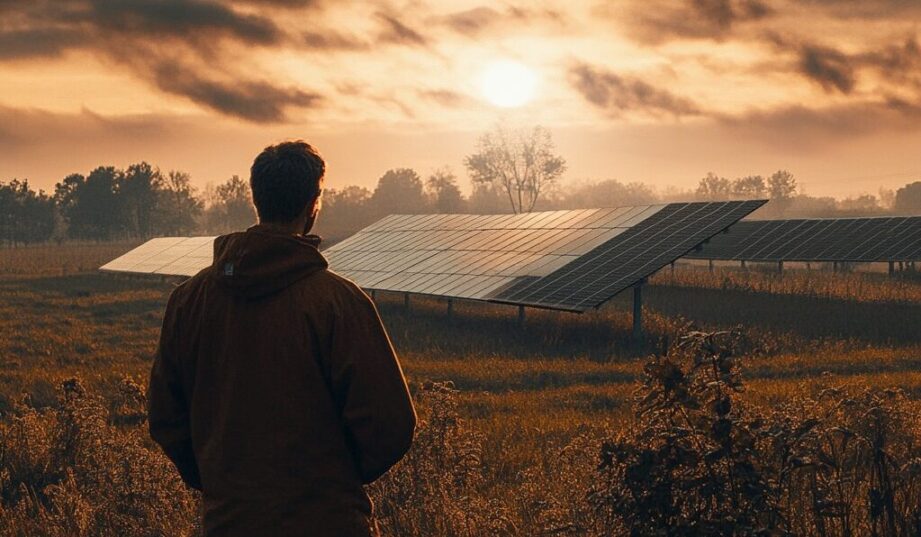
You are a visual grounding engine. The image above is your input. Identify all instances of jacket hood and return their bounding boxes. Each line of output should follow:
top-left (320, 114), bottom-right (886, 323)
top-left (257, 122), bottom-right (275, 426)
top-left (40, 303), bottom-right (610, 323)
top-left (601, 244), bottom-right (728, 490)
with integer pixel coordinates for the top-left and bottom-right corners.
top-left (211, 225), bottom-right (328, 298)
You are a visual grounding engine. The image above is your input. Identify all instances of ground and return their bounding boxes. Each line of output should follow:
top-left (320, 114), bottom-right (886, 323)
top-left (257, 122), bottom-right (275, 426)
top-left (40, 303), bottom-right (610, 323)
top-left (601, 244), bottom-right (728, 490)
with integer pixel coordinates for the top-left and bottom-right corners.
top-left (1, 243), bottom-right (920, 535)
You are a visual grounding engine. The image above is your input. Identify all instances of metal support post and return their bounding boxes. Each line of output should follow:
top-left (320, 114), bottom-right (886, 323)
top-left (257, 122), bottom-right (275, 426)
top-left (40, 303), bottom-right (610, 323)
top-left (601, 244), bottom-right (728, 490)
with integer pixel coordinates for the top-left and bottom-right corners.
top-left (778, 260), bottom-right (784, 273)
top-left (741, 259), bottom-right (746, 269)
top-left (517, 305), bottom-right (525, 327)
top-left (404, 293), bottom-right (410, 309)
top-left (447, 299), bottom-right (453, 319)
top-left (889, 261), bottom-right (895, 276)
top-left (632, 282), bottom-right (644, 342)
top-left (708, 259), bottom-right (714, 272)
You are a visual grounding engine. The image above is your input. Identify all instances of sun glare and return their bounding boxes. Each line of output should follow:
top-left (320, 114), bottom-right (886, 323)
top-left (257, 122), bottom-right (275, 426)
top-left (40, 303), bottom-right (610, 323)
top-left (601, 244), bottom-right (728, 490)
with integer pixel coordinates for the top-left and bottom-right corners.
top-left (477, 60), bottom-right (538, 108)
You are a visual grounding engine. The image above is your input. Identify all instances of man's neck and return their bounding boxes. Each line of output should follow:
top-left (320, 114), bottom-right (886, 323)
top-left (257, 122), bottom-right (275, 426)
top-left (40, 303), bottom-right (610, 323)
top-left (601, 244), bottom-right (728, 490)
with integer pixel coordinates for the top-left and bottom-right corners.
top-left (256, 220), bottom-right (306, 236)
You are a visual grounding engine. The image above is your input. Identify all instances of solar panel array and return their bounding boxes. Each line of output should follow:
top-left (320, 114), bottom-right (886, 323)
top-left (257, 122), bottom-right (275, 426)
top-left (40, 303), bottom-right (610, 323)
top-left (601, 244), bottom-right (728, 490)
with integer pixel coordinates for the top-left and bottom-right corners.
top-left (324, 201), bottom-right (764, 312)
top-left (686, 216), bottom-right (921, 262)
top-left (100, 201), bottom-right (764, 312)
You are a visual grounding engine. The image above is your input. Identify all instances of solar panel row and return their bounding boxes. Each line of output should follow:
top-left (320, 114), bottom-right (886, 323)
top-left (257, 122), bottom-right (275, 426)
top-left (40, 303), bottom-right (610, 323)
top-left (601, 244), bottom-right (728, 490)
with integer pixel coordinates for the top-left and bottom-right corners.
top-left (324, 201), bottom-right (765, 312)
top-left (687, 216), bottom-right (921, 262)
top-left (99, 201), bottom-right (765, 314)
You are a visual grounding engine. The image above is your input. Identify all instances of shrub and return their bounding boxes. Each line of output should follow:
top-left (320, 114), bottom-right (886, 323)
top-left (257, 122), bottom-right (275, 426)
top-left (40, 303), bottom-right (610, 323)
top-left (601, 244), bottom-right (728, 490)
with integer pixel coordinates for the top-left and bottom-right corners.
top-left (0, 378), bottom-right (199, 536)
top-left (589, 330), bottom-right (921, 537)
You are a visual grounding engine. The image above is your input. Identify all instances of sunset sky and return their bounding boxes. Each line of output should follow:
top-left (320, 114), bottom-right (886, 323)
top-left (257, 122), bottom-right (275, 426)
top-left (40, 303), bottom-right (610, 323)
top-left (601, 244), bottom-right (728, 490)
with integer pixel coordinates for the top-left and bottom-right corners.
top-left (1, 0), bottom-right (920, 198)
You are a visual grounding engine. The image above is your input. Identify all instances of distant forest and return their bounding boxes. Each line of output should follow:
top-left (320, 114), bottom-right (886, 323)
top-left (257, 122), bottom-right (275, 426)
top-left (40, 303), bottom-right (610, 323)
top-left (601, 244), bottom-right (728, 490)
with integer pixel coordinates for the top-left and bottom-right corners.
top-left (2, 163), bottom-right (921, 246)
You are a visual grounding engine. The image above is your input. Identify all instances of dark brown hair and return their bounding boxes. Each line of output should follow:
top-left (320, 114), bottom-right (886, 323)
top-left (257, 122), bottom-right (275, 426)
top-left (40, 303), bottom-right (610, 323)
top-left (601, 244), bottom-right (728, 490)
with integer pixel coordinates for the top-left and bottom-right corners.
top-left (250, 140), bottom-right (325, 223)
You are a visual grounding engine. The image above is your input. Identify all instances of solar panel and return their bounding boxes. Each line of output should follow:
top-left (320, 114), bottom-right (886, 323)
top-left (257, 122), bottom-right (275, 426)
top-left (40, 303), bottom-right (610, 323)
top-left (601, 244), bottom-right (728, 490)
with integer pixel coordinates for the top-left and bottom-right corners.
top-left (323, 201), bottom-right (764, 312)
top-left (687, 216), bottom-right (921, 262)
top-left (100, 236), bottom-right (217, 276)
top-left (100, 201), bottom-right (764, 313)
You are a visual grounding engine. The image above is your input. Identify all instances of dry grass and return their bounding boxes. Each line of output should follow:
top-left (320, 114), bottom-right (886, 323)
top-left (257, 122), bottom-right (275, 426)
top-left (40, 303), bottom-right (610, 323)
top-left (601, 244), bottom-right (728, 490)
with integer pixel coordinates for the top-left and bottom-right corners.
top-left (655, 263), bottom-right (921, 304)
top-left (1, 244), bottom-right (920, 535)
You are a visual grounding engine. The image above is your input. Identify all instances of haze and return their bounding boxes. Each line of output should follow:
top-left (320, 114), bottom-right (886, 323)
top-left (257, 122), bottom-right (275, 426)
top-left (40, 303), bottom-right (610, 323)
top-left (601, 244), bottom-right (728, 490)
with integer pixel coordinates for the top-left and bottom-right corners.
top-left (1, 0), bottom-right (920, 198)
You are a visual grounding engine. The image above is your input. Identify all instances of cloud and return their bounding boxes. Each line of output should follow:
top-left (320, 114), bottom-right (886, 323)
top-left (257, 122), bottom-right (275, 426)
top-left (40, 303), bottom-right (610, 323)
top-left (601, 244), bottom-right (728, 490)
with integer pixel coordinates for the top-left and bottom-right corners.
top-left (615, 0), bottom-right (772, 44)
top-left (231, 0), bottom-right (320, 6)
top-left (568, 62), bottom-right (702, 117)
top-left (151, 63), bottom-right (321, 122)
top-left (417, 89), bottom-right (476, 108)
top-left (717, 99), bottom-right (921, 148)
top-left (0, 0), bottom-right (324, 122)
top-left (860, 37), bottom-right (921, 86)
top-left (0, 28), bottom-right (88, 60)
top-left (440, 6), bottom-right (500, 35)
top-left (376, 12), bottom-right (428, 47)
top-left (767, 33), bottom-right (921, 96)
top-left (0, 105), bottom-right (181, 149)
top-left (796, 0), bottom-right (921, 19)
top-left (84, 0), bottom-right (282, 45)
top-left (302, 30), bottom-right (368, 50)
top-left (799, 44), bottom-right (856, 93)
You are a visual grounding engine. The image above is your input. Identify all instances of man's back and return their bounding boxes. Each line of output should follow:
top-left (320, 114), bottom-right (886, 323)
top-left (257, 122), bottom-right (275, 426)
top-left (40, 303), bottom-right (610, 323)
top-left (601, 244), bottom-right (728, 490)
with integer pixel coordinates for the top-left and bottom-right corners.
top-left (148, 226), bottom-right (416, 537)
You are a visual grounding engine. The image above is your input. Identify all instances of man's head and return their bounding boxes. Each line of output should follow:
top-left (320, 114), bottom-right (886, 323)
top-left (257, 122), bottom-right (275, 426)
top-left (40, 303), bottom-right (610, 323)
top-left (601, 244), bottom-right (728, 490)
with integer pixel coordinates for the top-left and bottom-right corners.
top-left (250, 140), bottom-right (325, 232)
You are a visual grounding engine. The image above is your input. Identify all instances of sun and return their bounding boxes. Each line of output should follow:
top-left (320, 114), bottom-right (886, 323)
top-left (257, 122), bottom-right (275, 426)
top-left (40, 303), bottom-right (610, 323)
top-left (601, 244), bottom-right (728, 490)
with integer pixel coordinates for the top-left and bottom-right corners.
top-left (477, 60), bottom-right (538, 108)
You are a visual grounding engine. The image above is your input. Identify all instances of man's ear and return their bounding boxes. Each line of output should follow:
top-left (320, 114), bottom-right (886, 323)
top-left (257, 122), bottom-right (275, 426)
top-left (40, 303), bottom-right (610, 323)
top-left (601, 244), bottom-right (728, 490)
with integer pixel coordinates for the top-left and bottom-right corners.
top-left (310, 195), bottom-right (322, 217)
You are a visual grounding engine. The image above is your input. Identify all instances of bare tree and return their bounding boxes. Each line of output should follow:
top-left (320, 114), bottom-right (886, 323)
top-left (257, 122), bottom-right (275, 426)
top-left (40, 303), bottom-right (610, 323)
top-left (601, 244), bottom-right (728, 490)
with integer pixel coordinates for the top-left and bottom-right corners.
top-left (464, 125), bottom-right (566, 214)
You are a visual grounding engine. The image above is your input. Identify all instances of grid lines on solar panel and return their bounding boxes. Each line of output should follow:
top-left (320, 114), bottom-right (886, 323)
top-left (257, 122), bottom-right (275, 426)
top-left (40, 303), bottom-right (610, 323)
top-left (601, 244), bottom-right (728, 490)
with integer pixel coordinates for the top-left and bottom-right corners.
top-left (687, 216), bottom-right (921, 262)
top-left (493, 201), bottom-right (765, 311)
top-left (99, 236), bottom-right (218, 276)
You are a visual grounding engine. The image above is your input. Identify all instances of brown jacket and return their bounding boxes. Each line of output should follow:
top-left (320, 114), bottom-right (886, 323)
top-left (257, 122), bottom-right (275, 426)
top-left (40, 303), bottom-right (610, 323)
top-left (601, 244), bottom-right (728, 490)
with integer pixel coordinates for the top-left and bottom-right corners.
top-left (148, 225), bottom-right (416, 537)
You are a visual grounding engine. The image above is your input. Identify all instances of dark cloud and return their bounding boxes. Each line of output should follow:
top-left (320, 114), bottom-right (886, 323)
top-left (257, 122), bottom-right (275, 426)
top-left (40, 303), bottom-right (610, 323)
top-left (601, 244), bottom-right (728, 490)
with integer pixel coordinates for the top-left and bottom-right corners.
top-left (767, 34), bottom-right (921, 96)
top-left (0, 28), bottom-right (88, 60)
top-left (718, 99), bottom-right (921, 147)
top-left (799, 44), bottom-right (855, 93)
top-left (417, 89), bottom-right (475, 108)
top-left (151, 63), bottom-right (321, 123)
top-left (438, 6), bottom-right (566, 36)
top-left (569, 63), bottom-right (702, 117)
top-left (376, 12), bottom-right (428, 47)
top-left (0, 105), bottom-right (180, 149)
top-left (303, 30), bottom-right (368, 50)
top-left (861, 37), bottom-right (921, 85)
top-left (0, 0), bottom-right (325, 122)
top-left (441, 6), bottom-right (500, 35)
top-left (691, 0), bottom-right (771, 32)
top-left (231, 0), bottom-right (320, 7)
top-left (84, 0), bottom-right (281, 45)
top-left (616, 0), bottom-right (772, 44)
top-left (796, 0), bottom-right (921, 19)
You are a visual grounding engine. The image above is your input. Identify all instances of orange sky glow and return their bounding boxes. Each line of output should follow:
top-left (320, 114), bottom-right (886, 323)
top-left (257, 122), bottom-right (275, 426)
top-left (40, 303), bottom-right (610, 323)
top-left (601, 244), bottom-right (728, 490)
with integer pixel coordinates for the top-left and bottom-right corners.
top-left (1, 0), bottom-right (920, 198)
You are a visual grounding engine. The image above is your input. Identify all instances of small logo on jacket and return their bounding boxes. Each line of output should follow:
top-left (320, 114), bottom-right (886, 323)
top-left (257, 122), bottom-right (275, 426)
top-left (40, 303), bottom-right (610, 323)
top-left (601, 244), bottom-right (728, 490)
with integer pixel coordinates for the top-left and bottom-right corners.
top-left (223, 262), bottom-right (234, 276)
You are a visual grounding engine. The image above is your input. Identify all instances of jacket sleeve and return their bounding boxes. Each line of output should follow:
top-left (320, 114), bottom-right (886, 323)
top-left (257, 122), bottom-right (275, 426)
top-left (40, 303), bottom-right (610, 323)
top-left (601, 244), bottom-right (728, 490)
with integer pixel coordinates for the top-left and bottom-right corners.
top-left (147, 288), bottom-right (202, 490)
top-left (328, 284), bottom-right (417, 484)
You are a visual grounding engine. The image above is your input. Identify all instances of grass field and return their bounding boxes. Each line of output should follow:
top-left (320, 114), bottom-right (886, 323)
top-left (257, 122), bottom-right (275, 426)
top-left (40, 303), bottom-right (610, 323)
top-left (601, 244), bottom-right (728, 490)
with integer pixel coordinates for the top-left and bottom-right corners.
top-left (1, 243), bottom-right (920, 535)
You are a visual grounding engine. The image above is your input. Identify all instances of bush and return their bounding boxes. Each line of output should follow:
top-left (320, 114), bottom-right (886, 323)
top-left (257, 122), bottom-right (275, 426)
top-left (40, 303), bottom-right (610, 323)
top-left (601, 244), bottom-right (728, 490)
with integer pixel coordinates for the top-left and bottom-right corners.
top-left (369, 381), bottom-right (516, 536)
top-left (0, 378), bottom-right (199, 537)
top-left (589, 330), bottom-right (921, 536)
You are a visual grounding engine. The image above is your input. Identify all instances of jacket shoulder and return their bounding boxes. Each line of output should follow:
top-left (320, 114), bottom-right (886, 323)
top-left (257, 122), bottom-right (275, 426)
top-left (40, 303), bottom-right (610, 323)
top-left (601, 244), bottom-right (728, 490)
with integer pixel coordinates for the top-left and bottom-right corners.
top-left (311, 269), bottom-right (371, 302)
top-left (166, 267), bottom-right (212, 308)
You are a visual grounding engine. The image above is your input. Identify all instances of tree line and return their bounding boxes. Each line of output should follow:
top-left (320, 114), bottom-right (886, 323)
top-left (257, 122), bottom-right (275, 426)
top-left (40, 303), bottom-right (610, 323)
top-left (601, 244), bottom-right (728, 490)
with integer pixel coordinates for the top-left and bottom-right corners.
top-left (3, 125), bottom-right (921, 246)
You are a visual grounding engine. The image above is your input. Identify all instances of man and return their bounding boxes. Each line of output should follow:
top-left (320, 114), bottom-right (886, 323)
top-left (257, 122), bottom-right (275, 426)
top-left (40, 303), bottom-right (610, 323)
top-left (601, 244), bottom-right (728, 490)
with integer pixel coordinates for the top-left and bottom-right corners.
top-left (148, 140), bottom-right (416, 536)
